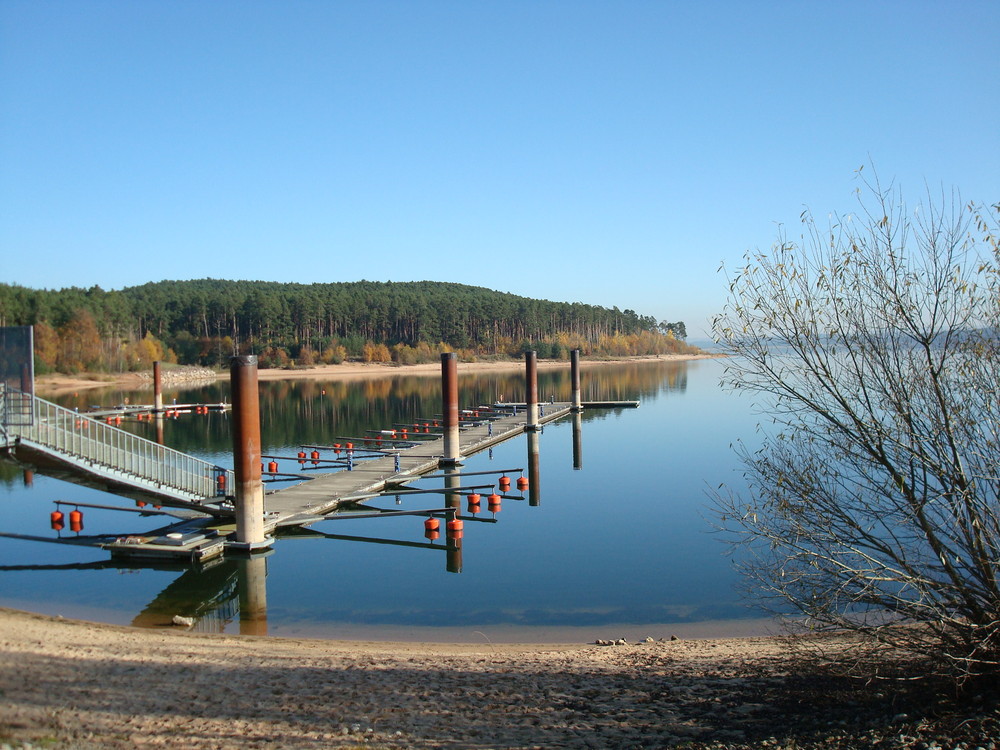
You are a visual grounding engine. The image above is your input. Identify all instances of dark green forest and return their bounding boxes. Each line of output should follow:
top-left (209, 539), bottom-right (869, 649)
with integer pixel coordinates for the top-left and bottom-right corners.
top-left (0, 279), bottom-right (692, 373)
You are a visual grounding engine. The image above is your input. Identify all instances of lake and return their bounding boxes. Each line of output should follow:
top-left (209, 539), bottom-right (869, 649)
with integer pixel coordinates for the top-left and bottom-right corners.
top-left (0, 357), bottom-right (769, 642)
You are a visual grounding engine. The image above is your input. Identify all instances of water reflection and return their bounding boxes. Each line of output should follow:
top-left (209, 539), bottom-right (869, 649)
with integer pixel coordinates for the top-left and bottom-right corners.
top-left (572, 412), bottom-right (583, 470)
top-left (527, 430), bottom-right (541, 507)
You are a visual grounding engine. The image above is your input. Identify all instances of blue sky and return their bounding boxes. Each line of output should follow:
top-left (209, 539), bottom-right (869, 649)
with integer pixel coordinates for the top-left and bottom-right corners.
top-left (2, 1), bottom-right (997, 337)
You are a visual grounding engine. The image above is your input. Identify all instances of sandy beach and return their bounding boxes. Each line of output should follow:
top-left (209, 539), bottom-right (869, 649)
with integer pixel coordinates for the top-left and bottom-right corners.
top-left (3, 607), bottom-right (995, 749)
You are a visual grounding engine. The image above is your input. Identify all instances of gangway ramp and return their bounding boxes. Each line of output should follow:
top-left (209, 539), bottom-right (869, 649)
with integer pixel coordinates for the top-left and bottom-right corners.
top-left (0, 384), bottom-right (232, 509)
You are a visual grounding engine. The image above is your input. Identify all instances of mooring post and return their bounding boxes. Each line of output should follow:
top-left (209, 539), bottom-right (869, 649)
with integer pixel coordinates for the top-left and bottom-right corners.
top-left (570, 349), bottom-right (583, 412)
top-left (525, 350), bottom-right (539, 430)
top-left (230, 355), bottom-right (270, 550)
top-left (440, 352), bottom-right (463, 465)
top-left (153, 361), bottom-right (163, 413)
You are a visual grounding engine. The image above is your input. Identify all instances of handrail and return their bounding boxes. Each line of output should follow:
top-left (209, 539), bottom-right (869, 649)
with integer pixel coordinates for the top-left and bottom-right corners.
top-left (1, 386), bottom-right (233, 502)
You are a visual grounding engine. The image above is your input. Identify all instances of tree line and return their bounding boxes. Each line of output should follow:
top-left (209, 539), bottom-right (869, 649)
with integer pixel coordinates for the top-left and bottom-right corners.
top-left (0, 279), bottom-right (693, 373)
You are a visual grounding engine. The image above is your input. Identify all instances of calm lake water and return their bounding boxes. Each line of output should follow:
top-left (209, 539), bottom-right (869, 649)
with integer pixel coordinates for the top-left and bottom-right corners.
top-left (0, 358), bottom-right (770, 641)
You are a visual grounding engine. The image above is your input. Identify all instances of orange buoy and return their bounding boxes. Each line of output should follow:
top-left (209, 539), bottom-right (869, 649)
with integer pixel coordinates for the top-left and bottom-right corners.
top-left (346, 442), bottom-right (353, 451)
top-left (446, 518), bottom-right (464, 538)
top-left (467, 493), bottom-right (481, 513)
top-left (311, 450), bottom-right (320, 460)
top-left (50, 510), bottom-right (64, 530)
top-left (424, 517), bottom-right (440, 531)
top-left (516, 476), bottom-right (529, 490)
top-left (425, 529), bottom-right (440, 541)
top-left (69, 509), bottom-right (83, 532)
top-left (268, 460), bottom-right (278, 474)
top-left (136, 500), bottom-right (147, 508)
top-left (217, 474), bottom-right (227, 490)
top-left (488, 493), bottom-right (502, 513)
top-left (498, 475), bottom-right (511, 490)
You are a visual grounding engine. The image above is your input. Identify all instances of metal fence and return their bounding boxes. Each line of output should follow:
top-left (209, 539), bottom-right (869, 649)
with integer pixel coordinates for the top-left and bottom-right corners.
top-left (2, 386), bottom-right (233, 502)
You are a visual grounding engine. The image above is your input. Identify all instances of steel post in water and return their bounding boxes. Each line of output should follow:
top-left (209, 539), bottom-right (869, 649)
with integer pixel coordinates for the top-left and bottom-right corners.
top-left (525, 350), bottom-right (539, 430)
top-left (570, 349), bottom-right (583, 412)
top-left (230, 356), bottom-right (270, 549)
top-left (440, 352), bottom-right (463, 465)
top-left (153, 361), bottom-right (163, 413)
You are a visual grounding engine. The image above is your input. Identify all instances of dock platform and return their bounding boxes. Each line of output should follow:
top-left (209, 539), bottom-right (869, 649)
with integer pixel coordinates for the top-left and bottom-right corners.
top-left (260, 401), bottom-right (577, 532)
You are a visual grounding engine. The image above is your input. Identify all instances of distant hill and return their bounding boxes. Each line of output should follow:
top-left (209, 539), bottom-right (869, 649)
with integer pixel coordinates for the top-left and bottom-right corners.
top-left (0, 279), bottom-right (694, 373)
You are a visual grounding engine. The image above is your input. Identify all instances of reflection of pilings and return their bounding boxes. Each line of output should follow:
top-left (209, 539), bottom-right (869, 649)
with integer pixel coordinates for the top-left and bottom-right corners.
top-left (22, 469), bottom-right (33, 487)
top-left (444, 465), bottom-right (463, 573)
top-left (131, 560), bottom-right (240, 630)
top-left (527, 429), bottom-right (541, 507)
top-left (237, 555), bottom-right (268, 636)
top-left (525, 350), bottom-right (539, 430)
top-left (153, 361), bottom-right (163, 413)
top-left (155, 414), bottom-right (164, 446)
top-left (444, 465), bottom-right (462, 513)
top-left (572, 412), bottom-right (583, 470)
top-left (440, 352), bottom-right (462, 465)
top-left (570, 349), bottom-right (583, 412)
top-left (230, 356), bottom-right (268, 549)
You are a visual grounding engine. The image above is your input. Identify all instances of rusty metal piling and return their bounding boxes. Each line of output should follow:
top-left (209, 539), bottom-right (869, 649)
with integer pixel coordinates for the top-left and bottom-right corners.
top-left (230, 356), bottom-right (270, 550)
top-left (525, 350), bottom-right (539, 430)
top-left (440, 353), bottom-right (463, 465)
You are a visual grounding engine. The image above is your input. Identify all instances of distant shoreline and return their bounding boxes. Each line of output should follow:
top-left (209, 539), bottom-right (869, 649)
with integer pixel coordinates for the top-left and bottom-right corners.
top-left (33, 352), bottom-right (723, 395)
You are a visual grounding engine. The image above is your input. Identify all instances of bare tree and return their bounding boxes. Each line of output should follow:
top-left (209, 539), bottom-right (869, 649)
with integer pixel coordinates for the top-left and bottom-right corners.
top-left (712, 172), bottom-right (1000, 682)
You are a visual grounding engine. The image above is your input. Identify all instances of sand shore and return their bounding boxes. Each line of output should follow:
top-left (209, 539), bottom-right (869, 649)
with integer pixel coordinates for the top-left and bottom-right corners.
top-left (32, 353), bottom-right (720, 395)
top-left (0, 607), bottom-right (844, 749)
top-left (5, 607), bottom-right (990, 749)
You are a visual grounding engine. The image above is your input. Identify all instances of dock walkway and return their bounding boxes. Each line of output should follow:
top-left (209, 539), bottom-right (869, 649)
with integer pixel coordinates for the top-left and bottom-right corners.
top-left (262, 402), bottom-right (573, 532)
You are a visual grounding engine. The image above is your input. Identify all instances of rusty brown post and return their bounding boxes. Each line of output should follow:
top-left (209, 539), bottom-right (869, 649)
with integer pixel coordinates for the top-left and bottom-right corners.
top-left (525, 350), bottom-right (539, 430)
top-left (570, 349), bottom-right (583, 412)
top-left (230, 355), bottom-right (269, 549)
top-left (441, 352), bottom-right (462, 465)
top-left (153, 361), bottom-right (163, 413)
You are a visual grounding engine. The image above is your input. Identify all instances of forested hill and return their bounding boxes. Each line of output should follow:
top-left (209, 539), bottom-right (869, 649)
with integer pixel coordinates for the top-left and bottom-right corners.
top-left (0, 279), bottom-right (692, 373)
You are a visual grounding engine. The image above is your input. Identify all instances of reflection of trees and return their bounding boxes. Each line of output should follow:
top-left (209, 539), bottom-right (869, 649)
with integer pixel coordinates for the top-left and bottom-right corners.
top-left (47, 362), bottom-right (694, 458)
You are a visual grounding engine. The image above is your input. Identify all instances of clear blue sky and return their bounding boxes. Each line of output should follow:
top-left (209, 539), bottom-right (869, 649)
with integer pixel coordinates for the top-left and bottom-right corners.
top-left (2, 1), bottom-right (997, 337)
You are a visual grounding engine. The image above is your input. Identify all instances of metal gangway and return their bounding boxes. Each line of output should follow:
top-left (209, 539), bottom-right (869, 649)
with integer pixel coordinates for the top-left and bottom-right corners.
top-left (0, 383), bottom-right (233, 509)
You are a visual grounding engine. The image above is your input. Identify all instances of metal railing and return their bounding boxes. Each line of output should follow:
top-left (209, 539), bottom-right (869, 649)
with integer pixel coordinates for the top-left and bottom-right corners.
top-left (1, 385), bottom-right (233, 502)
